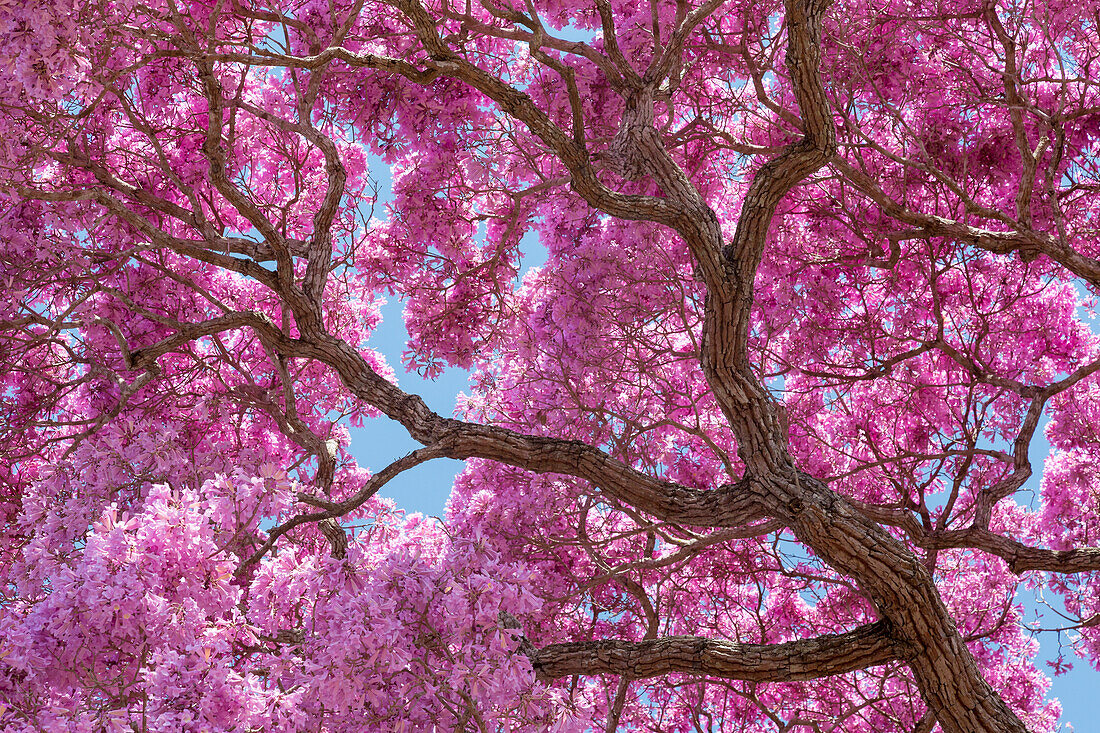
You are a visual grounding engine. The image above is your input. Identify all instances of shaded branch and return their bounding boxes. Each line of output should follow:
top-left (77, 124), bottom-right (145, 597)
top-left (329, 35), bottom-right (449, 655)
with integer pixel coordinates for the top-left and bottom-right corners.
top-left (833, 157), bottom-right (1100, 287)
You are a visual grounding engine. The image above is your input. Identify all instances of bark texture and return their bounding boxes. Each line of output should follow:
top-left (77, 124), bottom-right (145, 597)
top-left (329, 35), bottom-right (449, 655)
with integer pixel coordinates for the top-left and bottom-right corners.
top-left (530, 621), bottom-right (912, 682)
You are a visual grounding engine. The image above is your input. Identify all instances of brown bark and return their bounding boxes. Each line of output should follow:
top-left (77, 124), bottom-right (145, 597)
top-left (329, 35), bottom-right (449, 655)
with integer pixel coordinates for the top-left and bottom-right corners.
top-left (924, 528), bottom-right (1100, 575)
top-left (530, 620), bottom-right (912, 682)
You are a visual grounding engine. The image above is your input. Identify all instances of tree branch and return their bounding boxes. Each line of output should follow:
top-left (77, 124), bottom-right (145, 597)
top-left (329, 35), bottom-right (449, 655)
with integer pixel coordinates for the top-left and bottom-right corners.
top-left (924, 528), bottom-right (1100, 575)
top-left (833, 157), bottom-right (1100, 287)
top-left (529, 620), bottom-right (912, 682)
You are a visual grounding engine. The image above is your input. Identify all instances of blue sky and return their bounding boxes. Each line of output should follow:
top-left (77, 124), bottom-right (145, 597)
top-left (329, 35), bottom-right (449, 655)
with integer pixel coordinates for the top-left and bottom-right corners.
top-left (347, 156), bottom-right (1096, 729)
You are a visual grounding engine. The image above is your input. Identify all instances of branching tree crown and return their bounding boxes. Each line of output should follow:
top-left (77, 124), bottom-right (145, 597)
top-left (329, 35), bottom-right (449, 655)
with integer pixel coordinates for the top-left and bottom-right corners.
top-left (1, 0), bottom-right (1098, 730)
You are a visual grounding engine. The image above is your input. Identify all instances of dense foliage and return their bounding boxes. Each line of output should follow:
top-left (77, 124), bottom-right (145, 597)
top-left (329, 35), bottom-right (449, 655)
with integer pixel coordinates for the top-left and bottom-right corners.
top-left (2, 0), bottom-right (1100, 730)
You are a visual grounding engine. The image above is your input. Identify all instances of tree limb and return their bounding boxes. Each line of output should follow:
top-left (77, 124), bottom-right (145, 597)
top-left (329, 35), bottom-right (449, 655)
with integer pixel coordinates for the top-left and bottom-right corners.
top-left (529, 620), bottom-right (912, 682)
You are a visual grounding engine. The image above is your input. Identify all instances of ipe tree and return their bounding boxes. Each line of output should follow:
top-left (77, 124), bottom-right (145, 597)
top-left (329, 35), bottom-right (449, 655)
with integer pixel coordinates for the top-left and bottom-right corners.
top-left (1, 0), bottom-right (1098, 730)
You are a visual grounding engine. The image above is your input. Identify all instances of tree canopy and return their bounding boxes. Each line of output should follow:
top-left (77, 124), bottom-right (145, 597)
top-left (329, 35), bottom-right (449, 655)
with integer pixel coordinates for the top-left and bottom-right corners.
top-left (2, 0), bottom-right (1099, 730)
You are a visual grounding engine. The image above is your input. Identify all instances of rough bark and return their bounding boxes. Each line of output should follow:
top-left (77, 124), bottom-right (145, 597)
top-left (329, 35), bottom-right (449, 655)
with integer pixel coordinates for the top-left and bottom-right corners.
top-left (924, 528), bottom-right (1100, 575)
top-left (531, 620), bottom-right (912, 682)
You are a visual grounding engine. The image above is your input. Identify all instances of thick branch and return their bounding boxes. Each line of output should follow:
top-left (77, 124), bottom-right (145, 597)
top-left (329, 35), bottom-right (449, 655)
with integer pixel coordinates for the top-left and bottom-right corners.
top-left (925, 528), bottom-right (1100, 575)
top-left (530, 620), bottom-right (911, 682)
top-left (283, 333), bottom-right (770, 529)
top-left (719, 0), bottom-right (837, 356)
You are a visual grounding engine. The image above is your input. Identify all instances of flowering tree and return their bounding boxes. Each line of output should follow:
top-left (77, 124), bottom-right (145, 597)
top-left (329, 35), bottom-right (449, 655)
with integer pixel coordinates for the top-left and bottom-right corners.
top-left (2, 0), bottom-right (1099, 730)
